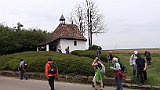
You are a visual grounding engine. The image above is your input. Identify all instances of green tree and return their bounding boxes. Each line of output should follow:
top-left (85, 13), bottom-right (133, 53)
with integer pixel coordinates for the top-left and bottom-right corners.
top-left (0, 23), bottom-right (50, 55)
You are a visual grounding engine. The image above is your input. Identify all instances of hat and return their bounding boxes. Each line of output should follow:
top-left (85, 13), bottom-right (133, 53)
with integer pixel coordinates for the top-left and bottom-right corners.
top-left (134, 51), bottom-right (138, 54)
top-left (113, 57), bottom-right (118, 62)
top-left (95, 57), bottom-right (99, 60)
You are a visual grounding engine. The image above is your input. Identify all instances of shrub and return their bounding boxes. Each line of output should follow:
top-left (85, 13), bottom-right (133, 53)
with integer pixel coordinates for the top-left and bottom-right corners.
top-left (88, 45), bottom-right (102, 50)
top-left (71, 50), bottom-right (107, 62)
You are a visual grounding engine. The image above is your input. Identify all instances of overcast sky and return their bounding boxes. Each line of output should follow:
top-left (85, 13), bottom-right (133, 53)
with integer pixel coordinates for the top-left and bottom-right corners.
top-left (0, 0), bottom-right (160, 50)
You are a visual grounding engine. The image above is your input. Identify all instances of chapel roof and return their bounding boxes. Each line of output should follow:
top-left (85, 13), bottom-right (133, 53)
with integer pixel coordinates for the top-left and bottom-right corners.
top-left (38, 23), bottom-right (87, 45)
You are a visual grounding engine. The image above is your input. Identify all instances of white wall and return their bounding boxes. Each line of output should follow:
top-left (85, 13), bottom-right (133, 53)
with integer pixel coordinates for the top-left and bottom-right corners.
top-left (58, 39), bottom-right (87, 53)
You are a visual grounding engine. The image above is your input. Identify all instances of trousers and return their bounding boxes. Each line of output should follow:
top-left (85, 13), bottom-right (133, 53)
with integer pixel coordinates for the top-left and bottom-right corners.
top-left (48, 76), bottom-right (55, 90)
top-left (137, 67), bottom-right (147, 84)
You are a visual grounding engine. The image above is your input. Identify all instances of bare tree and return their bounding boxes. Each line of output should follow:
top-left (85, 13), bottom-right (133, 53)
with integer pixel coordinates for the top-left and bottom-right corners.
top-left (69, 0), bottom-right (107, 46)
top-left (68, 4), bottom-right (86, 35)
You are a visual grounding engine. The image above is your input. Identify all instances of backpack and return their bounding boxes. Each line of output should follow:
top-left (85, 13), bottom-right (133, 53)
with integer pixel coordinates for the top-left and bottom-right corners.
top-left (48, 63), bottom-right (58, 74)
top-left (98, 62), bottom-right (105, 74)
top-left (120, 63), bottom-right (127, 73)
top-left (18, 61), bottom-right (27, 70)
top-left (24, 62), bottom-right (28, 69)
top-left (145, 52), bottom-right (151, 58)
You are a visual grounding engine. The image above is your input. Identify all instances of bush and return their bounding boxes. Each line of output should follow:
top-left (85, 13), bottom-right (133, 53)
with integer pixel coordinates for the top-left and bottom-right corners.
top-left (88, 45), bottom-right (102, 50)
top-left (71, 50), bottom-right (107, 62)
top-left (0, 51), bottom-right (95, 76)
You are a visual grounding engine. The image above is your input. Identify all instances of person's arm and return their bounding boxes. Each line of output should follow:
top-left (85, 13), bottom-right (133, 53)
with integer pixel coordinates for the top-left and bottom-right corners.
top-left (92, 59), bottom-right (98, 66)
top-left (144, 59), bottom-right (147, 71)
top-left (107, 54), bottom-right (110, 60)
top-left (110, 63), bottom-right (118, 71)
top-left (130, 55), bottom-right (133, 66)
top-left (45, 64), bottom-right (49, 79)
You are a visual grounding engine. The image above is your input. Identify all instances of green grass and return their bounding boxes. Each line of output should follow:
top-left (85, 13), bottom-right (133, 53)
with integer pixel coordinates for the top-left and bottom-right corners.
top-left (109, 53), bottom-right (160, 85)
top-left (71, 50), bottom-right (160, 85)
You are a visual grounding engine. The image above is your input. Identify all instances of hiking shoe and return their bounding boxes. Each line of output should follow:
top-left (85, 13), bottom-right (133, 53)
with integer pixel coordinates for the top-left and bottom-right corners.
top-left (92, 84), bottom-right (95, 87)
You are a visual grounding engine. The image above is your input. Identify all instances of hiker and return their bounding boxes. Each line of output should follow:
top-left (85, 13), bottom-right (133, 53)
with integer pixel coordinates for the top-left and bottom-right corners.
top-left (57, 46), bottom-right (62, 53)
top-left (96, 46), bottom-right (102, 59)
top-left (18, 59), bottom-right (28, 80)
top-left (130, 51), bottom-right (138, 78)
top-left (107, 51), bottom-right (113, 66)
top-left (110, 57), bottom-right (126, 90)
top-left (65, 46), bottom-right (69, 54)
top-left (45, 58), bottom-right (58, 90)
top-left (144, 50), bottom-right (151, 65)
top-left (136, 53), bottom-right (147, 86)
top-left (92, 57), bottom-right (106, 90)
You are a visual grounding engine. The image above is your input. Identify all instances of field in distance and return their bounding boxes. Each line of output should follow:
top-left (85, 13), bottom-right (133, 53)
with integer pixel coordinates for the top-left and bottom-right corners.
top-left (104, 48), bottom-right (160, 54)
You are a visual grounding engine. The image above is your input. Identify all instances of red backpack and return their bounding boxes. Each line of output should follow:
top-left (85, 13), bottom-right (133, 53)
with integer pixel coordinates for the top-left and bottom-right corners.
top-left (24, 62), bottom-right (28, 69)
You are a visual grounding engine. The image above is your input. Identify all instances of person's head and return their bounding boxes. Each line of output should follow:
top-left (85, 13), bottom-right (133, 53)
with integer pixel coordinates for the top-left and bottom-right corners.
top-left (134, 50), bottom-right (138, 55)
top-left (20, 59), bottom-right (23, 62)
top-left (95, 57), bottom-right (101, 62)
top-left (134, 50), bottom-right (138, 54)
top-left (112, 57), bottom-right (118, 63)
top-left (109, 51), bottom-right (112, 53)
top-left (48, 58), bottom-right (53, 62)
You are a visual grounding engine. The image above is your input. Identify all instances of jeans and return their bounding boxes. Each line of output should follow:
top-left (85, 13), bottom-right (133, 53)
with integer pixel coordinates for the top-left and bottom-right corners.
top-left (115, 73), bottom-right (123, 90)
top-left (137, 67), bottom-right (147, 84)
top-left (19, 70), bottom-right (25, 80)
top-left (132, 64), bottom-right (137, 77)
top-left (108, 59), bottom-right (112, 66)
top-left (48, 76), bottom-right (55, 90)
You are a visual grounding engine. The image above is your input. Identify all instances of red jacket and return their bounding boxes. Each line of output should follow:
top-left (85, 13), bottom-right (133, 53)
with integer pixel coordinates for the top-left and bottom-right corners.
top-left (114, 69), bottom-right (126, 81)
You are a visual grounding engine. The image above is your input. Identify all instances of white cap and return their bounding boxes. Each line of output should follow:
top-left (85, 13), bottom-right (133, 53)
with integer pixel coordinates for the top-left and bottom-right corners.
top-left (113, 57), bottom-right (118, 62)
top-left (134, 51), bottom-right (138, 54)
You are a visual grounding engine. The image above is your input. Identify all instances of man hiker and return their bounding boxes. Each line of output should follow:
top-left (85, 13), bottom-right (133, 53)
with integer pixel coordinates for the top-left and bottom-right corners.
top-left (136, 53), bottom-right (147, 86)
top-left (96, 46), bottom-right (102, 59)
top-left (144, 50), bottom-right (152, 65)
top-left (65, 46), bottom-right (69, 54)
top-left (57, 46), bottom-right (62, 53)
top-left (18, 59), bottom-right (28, 80)
top-left (45, 58), bottom-right (58, 90)
top-left (130, 51), bottom-right (138, 78)
top-left (107, 51), bottom-right (113, 66)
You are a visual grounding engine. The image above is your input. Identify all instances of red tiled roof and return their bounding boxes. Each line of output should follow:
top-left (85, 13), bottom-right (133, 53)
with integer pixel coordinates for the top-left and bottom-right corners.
top-left (38, 23), bottom-right (87, 45)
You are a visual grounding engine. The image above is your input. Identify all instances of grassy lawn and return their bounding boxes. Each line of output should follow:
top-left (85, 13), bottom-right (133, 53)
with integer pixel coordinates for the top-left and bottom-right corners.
top-left (111, 52), bottom-right (160, 86)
